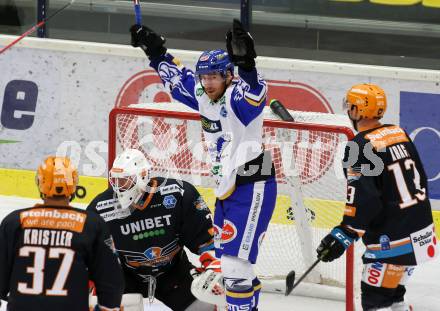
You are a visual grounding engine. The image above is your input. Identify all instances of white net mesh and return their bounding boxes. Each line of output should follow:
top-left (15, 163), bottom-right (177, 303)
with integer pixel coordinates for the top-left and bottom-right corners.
top-left (110, 103), bottom-right (360, 305)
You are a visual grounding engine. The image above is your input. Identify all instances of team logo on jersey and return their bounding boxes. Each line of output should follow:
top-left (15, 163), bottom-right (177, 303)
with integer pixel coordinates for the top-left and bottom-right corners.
top-left (160, 184), bottom-right (184, 196)
top-left (221, 220), bottom-right (237, 243)
top-left (120, 239), bottom-right (181, 268)
top-left (163, 195), bottom-right (177, 209)
top-left (158, 62), bottom-right (194, 99)
top-left (144, 247), bottom-right (162, 260)
top-left (200, 115), bottom-right (222, 133)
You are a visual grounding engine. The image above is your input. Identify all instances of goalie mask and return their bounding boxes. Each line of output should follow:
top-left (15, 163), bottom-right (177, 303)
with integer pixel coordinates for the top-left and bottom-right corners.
top-left (109, 149), bottom-right (151, 210)
top-left (36, 156), bottom-right (78, 199)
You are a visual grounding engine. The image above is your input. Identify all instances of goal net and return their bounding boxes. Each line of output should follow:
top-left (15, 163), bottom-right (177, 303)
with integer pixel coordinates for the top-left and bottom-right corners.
top-left (108, 102), bottom-right (359, 310)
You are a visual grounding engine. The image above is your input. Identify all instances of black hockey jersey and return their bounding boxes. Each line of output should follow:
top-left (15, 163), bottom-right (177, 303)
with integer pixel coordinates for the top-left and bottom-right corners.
top-left (87, 177), bottom-right (214, 280)
top-left (0, 204), bottom-right (124, 311)
top-left (342, 124), bottom-right (436, 265)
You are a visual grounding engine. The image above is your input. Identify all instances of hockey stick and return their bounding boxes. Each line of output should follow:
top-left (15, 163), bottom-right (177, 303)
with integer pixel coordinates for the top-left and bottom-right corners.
top-left (285, 258), bottom-right (321, 296)
top-left (0, 0), bottom-right (75, 55)
top-left (132, 0), bottom-right (149, 52)
top-left (133, 0), bottom-right (142, 25)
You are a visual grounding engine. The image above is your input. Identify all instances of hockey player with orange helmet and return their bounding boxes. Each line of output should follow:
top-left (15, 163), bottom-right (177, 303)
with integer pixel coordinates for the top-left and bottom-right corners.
top-left (0, 156), bottom-right (124, 311)
top-left (317, 84), bottom-right (436, 310)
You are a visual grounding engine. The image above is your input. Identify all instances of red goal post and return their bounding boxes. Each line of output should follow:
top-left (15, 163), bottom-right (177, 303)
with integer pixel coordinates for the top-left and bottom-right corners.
top-left (108, 105), bottom-right (356, 311)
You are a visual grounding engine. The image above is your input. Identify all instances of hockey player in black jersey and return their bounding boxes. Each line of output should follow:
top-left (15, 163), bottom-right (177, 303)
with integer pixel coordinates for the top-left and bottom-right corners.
top-left (317, 84), bottom-right (437, 311)
top-left (87, 149), bottom-right (220, 311)
top-left (0, 156), bottom-right (124, 311)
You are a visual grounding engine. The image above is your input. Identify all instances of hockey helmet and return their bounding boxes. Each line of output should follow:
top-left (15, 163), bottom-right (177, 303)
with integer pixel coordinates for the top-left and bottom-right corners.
top-left (109, 148), bottom-right (151, 210)
top-left (343, 84), bottom-right (387, 121)
top-left (36, 156), bottom-right (78, 199)
top-left (195, 49), bottom-right (234, 77)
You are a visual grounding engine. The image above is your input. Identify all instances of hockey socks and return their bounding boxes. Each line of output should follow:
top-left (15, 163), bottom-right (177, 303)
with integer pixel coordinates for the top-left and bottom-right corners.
top-left (225, 282), bottom-right (254, 311)
top-left (252, 277), bottom-right (261, 310)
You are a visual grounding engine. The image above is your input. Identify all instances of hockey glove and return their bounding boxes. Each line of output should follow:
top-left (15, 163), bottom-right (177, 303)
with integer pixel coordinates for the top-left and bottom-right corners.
top-left (129, 24), bottom-right (167, 60)
top-left (226, 19), bottom-right (257, 71)
top-left (191, 251), bottom-right (225, 306)
top-left (317, 226), bottom-right (358, 262)
top-left (199, 251), bottom-right (221, 272)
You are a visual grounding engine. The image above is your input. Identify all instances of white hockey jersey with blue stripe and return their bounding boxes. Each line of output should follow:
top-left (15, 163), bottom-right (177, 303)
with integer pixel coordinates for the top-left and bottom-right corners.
top-left (151, 53), bottom-right (267, 198)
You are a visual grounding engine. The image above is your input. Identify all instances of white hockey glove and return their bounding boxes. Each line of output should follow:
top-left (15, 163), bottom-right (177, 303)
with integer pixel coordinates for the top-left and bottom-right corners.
top-left (191, 252), bottom-right (226, 307)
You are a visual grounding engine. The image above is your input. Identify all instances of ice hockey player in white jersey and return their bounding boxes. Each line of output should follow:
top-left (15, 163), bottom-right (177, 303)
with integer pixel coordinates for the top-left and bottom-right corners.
top-left (130, 19), bottom-right (277, 311)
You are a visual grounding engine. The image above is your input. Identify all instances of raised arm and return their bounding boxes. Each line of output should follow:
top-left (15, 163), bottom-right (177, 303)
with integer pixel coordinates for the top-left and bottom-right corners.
top-left (227, 19), bottom-right (266, 126)
top-left (130, 25), bottom-right (199, 111)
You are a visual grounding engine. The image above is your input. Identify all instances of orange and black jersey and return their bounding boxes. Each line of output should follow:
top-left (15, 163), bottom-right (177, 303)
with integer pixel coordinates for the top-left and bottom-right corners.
top-left (87, 177), bottom-right (214, 280)
top-left (0, 205), bottom-right (124, 311)
top-left (342, 124), bottom-right (436, 265)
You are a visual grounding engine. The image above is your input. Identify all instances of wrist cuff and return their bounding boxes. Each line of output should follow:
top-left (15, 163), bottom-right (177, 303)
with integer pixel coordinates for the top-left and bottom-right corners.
top-left (330, 228), bottom-right (355, 250)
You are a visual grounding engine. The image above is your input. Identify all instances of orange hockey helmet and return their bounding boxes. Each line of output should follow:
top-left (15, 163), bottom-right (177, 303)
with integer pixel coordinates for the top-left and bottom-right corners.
top-left (344, 84), bottom-right (387, 120)
top-left (36, 156), bottom-right (78, 198)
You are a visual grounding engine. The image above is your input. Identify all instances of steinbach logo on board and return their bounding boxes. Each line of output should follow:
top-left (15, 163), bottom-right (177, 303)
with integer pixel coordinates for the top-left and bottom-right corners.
top-left (400, 91), bottom-right (440, 202)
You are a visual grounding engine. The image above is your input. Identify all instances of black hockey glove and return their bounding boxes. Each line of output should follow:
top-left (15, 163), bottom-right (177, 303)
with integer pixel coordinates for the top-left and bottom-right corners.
top-left (130, 24), bottom-right (167, 60)
top-left (317, 226), bottom-right (358, 262)
top-left (226, 19), bottom-right (257, 71)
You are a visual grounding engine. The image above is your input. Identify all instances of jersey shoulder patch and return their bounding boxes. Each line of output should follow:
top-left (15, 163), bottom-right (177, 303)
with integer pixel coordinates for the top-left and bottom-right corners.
top-left (159, 183), bottom-right (185, 196)
top-left (95, 197), bottom-right (119, 211)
